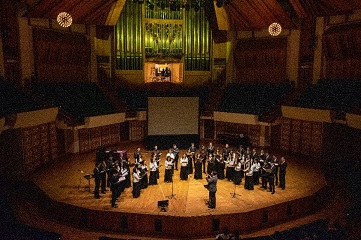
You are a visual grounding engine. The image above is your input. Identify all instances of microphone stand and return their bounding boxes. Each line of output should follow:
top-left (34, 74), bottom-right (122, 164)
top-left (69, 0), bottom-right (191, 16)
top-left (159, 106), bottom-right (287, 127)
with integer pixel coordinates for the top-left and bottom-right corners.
top-left (167, 166), bottom-right (176, 199)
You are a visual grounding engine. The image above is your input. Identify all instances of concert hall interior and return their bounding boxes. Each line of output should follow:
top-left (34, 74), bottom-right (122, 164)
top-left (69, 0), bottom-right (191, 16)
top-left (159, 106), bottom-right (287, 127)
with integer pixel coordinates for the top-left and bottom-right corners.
top-left (1, 0), bottom-right (361, 239)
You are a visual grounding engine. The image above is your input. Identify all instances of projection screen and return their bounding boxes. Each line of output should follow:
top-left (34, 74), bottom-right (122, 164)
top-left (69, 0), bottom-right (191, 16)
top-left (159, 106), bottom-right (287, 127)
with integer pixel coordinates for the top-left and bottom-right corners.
top-left (147, 97), bottom-right (199, 136)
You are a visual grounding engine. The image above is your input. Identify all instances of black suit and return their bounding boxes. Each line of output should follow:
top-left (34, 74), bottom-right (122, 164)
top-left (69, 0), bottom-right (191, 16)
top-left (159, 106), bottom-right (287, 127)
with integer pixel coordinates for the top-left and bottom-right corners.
top-left (279, 161), bottom-right (287, 189)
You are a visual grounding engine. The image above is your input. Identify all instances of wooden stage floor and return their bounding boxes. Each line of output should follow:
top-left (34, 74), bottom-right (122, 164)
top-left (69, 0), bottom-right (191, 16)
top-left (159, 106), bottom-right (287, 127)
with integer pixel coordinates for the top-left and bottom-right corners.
top-left (30, 142), bottom-right (327, 218)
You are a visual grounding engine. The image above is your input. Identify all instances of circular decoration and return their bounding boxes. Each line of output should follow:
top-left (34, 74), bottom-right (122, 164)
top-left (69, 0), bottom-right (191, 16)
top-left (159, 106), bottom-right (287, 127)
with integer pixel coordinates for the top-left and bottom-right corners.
top-left (57, 12), bottom-right (72, 28)
top-left (268, 22), bottom-right (282, 36)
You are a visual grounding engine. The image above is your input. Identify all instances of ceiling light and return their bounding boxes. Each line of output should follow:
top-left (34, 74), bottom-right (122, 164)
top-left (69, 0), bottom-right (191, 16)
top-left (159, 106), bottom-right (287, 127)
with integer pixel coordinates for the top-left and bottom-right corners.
top-left (57, 12), bottom-right (72, 28)
top-left (268, 22), bottom-right (282, 36)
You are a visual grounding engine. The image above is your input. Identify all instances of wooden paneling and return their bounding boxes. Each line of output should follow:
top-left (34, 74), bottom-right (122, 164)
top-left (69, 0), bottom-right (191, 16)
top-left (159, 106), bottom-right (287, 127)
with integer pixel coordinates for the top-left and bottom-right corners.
top-left (130, 121), bottom-right (146, 142)
top-left (234, 38), bottom-right (288, 84)
top-left (33, 28), bottom-right (90, 82)
top-left (79, 124), bottom-right (120, 153)
top-left (22, 122), bottom-right (60, 174)
top-left (281, 117), bottom-right (323, 157)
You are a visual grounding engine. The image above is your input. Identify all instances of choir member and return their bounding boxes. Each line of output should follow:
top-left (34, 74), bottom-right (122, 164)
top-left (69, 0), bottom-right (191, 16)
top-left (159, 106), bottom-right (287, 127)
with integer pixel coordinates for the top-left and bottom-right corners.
top-left (215, 150), bottom-right (225, 180)
top-left (223, 143), bottom-right (231, 160)
top-left (186, 149), bottom-right (194, 174)
top-left (225, 153), bottom-right (236, 181)
top-left (140, 160), bottom-right (148, 189)
top-left (194, 153), bottom-right (203, 180)
top-left (279, 157), bottom-right (287, 190)
top-left (180, 153), bottom-right (189, 180)
top-left (189, 142), bottom-right (197, 162)
top-left (244, 162), bottom-right (254, 190)
top-left (252, 158), bottom-right (261, 185)
top-left (272, 155), bottom-right (279, 186)
top-left (233, 159), bottom-right (243, 185)
top-left (164, 156), bottom-right (173, 183)
top-left (149, 155), bottom-right (158, 185)
top-left (132, 166), bottom-right (141, 198)
top-left (110, 168), bottom-right (120, 208)
top-left (207, 142), bottom-right (215, 156)
top-left (200, 145), bottom-right (207, 173)
top-left (133, 147), bottom-right (141, 163)
top-left (172, 144), bottom-right (180, 171)
top-left (269, 162), bottom-right (277, 194)
top-left (261, 161), bottom-right (271, 189)
top-left (207, 153), bottom-right (215, 173)
top-left (93, 162), bottom-right (102, 199)
top-left (152, 145), bottom-right (162, 162)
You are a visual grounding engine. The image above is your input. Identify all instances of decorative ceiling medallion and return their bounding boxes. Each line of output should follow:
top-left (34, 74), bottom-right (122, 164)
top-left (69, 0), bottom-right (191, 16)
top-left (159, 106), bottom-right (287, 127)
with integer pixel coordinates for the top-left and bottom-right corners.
top-left (268, 22), bottom-right (282, 36)
top-left (57, 12), bottom-right (72, 28)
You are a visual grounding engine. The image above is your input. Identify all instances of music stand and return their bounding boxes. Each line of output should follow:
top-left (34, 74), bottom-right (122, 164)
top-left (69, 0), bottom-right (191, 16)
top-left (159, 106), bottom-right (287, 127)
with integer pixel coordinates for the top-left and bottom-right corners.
top-left (83, 174), bottom-right (92, 192)
top-left (158, 200), bottom-right (169, 212)
top-left (167, 170), bottom-right (176, 199)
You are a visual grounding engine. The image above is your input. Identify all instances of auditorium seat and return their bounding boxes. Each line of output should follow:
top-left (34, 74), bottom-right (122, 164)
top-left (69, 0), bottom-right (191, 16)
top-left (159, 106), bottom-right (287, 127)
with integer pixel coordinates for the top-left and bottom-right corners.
top-left (34, 82), bottom-right (117, 120)
top-left (219, 82), bottom-right (293, 116)
top-left (0, 78), bottom-right (43, 117)
top-left (292, 79), bottom-right (361, 119)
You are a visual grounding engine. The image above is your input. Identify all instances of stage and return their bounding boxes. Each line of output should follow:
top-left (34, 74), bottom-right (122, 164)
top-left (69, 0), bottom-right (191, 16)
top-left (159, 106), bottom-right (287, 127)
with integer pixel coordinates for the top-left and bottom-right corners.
top-left (29, 143), bottom-right (328, 238)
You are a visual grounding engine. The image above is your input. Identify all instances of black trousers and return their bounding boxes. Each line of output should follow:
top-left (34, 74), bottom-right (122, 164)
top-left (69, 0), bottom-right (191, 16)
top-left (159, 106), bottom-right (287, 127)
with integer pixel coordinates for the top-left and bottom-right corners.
top-left (94, 177), bottom-right (101, 197)
top-left (208, 191), bottom-right (216, 208)
top-left (279, 172), bottom-right (286, 189)
top-left (269, 177), bottom-right (275, 193)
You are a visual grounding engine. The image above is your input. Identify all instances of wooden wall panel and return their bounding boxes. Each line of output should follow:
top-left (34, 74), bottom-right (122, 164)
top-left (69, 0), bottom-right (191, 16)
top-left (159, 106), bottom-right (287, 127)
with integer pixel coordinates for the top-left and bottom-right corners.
top-left (22, 122), bottom-right (60, 174)
top-left (79, 124), bottom-right (121, 153)
top-left (101, 125), bottom-right (111, 146)
top-left (109, 124), bottom-right (120, 145)
top-left (79, 129), bottom-right (91, 153)
top-left (130, 121), bottom-right (146, 142)
top-left (33, 28), bottom-right (90, 82)
top-left (249, 125), bottom-right (260, 147)
top-left (90, 127), bottom-right (102, 150)
top-left (234, 38), bottom-right (288, 84)
top-left (281, 117), bottom-right (323, 158)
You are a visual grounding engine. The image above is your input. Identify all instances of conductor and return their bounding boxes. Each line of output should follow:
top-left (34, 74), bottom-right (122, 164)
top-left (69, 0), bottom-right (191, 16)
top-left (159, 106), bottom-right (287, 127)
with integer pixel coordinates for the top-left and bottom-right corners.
top-left (206, 171), bottom-right (218, 209)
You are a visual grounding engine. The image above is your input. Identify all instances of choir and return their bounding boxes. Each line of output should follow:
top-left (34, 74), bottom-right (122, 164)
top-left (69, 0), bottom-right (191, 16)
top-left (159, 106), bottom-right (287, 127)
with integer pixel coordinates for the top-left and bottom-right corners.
top-left (93, 142), bottom-right (288, 208)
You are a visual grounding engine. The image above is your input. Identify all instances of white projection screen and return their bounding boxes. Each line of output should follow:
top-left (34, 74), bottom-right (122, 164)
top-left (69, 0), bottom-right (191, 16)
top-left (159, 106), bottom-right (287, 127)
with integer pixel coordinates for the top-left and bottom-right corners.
top-left (148, 97), bottom-right (199, 136)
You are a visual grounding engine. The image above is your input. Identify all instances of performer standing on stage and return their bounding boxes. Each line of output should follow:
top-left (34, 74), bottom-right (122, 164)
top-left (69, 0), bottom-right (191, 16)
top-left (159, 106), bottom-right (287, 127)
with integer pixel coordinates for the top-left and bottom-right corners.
top-left (93, 162), bottom-right (102, 199)
top-left (244, 162), bottom-right (254, 190)
top-left (279, 157), bottom-right (287, 190)
top-left (194, 153), bottom-right (203, 180)
top-left (132, 166), bottom-right (142, 198)
top-left (233, 159), bottom-right (243, 185)
top-left (252, 158), bottom-right (261, 185)
top-left (140, 160), bottom-right (148, 189)
top-left (186, 149), bottom-right (194, 174)
top-left (223, 144), bottom-right (231, 160)
top-left (207, 153), bottom-right (215, 173)
top-left (200, 145), bottom-right (207, 173)
top-left (269, 162), bottom-right (277, 194)
top-left (172, 144), bottom-right (179, 171)
top-left (164, 156), bottom-right (173, 183)
top-left (189, 142), bottom-right (197, 162)
top-left (180, 153), bottom-right (189, 180)
top-left (272, 155), bottom-right (279, 186)
top-left (149, 155), bottom-right (158, 185)
top-left (207, 142), bottom-right (215, 156)
top-left (225, 153), bottom-right (236, 181)
top-left (134, 147), bottom-right (141, 163)
top-left (206, 171), bottom-right (218, 209)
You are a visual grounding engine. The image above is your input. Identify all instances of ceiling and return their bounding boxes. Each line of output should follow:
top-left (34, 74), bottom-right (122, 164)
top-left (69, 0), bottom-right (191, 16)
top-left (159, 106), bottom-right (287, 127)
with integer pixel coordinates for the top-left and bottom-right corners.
top-left (18, 0), bottom-right (361, 30)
